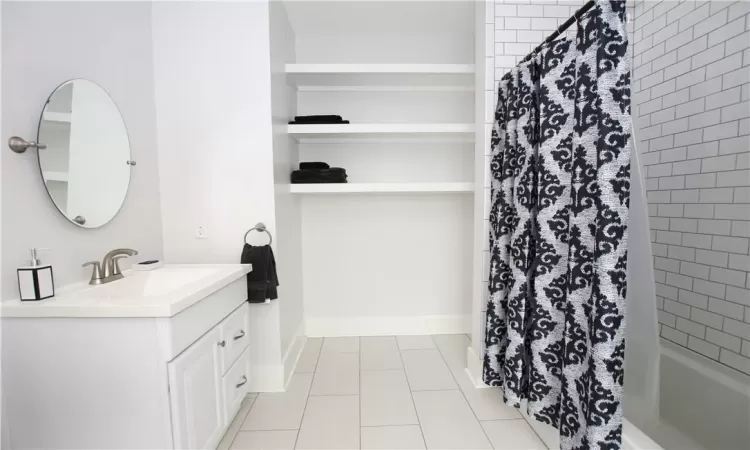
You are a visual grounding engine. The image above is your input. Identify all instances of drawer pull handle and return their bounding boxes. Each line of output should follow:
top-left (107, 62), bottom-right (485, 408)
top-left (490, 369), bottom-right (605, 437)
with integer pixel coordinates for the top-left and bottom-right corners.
top-left (233, 330), bottom-right (246, 340)
top-left (218, 340), bottom-right (226, 347)
top-left (236, 375), bottom-right (248, 388)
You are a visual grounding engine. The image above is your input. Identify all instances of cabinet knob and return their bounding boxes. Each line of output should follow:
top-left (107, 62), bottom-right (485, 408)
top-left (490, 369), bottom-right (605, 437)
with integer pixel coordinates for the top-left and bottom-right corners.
top-left (233, 330), bottom-right (246, 341)
top-left (217, 340), bottom-right (226, 347)
top-left (236, 375), bottom-right (248, 388)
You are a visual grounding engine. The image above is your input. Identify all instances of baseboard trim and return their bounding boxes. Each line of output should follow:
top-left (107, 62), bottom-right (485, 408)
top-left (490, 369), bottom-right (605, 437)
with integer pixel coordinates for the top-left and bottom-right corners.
top-left (465, 344), bottom-right (488, 389)
top-left (283, 322), bottom-right (306, 389)
top-left (305, 314), bottom-right (470, 337)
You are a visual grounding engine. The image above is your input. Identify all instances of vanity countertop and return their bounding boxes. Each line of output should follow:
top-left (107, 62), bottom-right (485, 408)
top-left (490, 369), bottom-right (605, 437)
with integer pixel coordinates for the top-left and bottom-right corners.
top-left (1, 264), bottom-right (252, 318)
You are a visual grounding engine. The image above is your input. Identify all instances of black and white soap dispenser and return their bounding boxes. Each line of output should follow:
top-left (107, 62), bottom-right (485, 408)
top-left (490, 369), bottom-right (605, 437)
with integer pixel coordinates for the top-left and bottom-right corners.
top-left (17, 248), bottom-right (54, 301)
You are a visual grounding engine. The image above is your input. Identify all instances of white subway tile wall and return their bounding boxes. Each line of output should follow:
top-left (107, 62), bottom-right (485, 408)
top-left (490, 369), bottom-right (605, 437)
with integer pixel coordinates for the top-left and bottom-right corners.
top-left (482, 1), bottom-right (749, 376)
top-left (633, 0), bottom-right (750, 374)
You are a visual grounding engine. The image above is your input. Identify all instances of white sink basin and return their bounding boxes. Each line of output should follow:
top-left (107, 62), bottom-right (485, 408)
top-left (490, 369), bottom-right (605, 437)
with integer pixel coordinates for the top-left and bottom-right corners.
top-left (88, 266), bottom-right (223, 298)
top-left (1, 264), bottom-right (252, 318)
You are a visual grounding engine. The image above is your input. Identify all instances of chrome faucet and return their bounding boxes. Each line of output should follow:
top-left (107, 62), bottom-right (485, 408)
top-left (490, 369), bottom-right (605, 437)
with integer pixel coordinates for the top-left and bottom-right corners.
top-left (82, 248), bottom-right (139, 285)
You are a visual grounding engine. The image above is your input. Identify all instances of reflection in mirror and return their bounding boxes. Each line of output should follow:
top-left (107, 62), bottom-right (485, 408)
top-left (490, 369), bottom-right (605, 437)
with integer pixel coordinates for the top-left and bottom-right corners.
top-left (37, 79), bottom-right (131, 228)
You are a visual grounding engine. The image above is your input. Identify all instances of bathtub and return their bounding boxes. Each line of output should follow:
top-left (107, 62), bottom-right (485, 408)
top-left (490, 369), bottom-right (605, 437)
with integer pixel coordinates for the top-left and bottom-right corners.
top-left (658, 339), bottom-right (750, 450)
top-left (516, 339), bottom-right (750, 450)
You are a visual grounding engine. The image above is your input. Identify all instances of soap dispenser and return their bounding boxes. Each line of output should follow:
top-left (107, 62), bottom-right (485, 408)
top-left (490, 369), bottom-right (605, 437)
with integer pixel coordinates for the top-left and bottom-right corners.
top-left (17, 248), bottom-right (54, 301)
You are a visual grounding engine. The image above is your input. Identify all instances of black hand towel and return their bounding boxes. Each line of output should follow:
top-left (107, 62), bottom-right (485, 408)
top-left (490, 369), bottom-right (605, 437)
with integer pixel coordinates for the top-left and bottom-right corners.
top-left (241, 244), bottom-right (279, 303)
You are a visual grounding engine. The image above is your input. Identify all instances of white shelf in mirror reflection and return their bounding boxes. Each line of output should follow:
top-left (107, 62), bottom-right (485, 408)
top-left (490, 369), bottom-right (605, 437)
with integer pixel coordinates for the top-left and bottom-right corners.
top-left (38, 79), bottom-right (131, 229)
top-left (289, 182), bottom-right (474, 194)
top-left (42, 111), bottom-right (72, 123)
top-left (43, 171), bottom-right (69, 182)
top-left (285, 63), bottom-right (475, 87)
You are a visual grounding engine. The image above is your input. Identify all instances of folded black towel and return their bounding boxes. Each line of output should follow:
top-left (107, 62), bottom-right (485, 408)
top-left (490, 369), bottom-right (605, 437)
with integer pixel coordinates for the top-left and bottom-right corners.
top-left (291, 174), bottom-right (348, 184)
top-left (291, 167), bottom-right (348, 184)
top-left (241, 244), bottom-right (279, 303)
top-left (289, 115), bottom-right (350, 125)
top-left (300, 162), bottom-right (330, 170)
top-left (296, 115), bottom-right (342, 122)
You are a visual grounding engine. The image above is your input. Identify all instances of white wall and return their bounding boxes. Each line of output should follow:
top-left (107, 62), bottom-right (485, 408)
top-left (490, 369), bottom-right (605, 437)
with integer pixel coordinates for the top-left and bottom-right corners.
top-left (295, 34), bottom-right (474, 64)
top-left (152, 0), bottom-right (293, 391)
top-left (301, 194), bottom-right (474, 334)
top-left (152, 1), bottom-right (276, 264)
top-left (285, 0), bottom-right (474, 64)
top-left (1, 3), bottom-right (6, 448)
top-left (270, 0), bottom-right (305, 368)
top-left (1, 1), bottom-right (163, 300)
top-left (471, 0), bottom-right (489, 358)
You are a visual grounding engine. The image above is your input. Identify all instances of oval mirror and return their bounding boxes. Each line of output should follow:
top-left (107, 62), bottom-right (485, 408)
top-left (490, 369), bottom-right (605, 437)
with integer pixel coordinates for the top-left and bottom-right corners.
top-left (37, 79), bottom-right (131, 228)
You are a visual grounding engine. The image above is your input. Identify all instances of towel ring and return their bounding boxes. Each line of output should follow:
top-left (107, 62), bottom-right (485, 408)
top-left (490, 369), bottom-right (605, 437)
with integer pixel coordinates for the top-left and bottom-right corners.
top-left (244, 222), bottom-right (272, 245)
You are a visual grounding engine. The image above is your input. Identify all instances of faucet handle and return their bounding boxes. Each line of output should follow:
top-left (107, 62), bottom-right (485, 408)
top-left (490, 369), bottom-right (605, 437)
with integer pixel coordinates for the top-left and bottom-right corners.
top-left (82, 261), bottom-right (103, 285)
top-left (111, 255), bottom-right (131, 276)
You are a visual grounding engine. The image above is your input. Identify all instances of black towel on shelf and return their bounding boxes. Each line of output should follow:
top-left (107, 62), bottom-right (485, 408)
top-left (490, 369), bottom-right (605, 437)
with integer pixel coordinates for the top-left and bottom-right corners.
top-left (295, 115), bottom-right (342, 122)
top-left (299, 162), bottom-right (330, 170)
top-left (241, 244), bottom-right (279, 303)
top-left (291, 167), bottom-right (348, 184)
top-left (288, 115), bottom-right (349, 125)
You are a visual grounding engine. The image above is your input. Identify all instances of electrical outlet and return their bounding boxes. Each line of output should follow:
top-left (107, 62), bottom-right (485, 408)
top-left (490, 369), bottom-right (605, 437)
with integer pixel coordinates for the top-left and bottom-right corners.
top-left (196, 226), bottom-right (207, 239)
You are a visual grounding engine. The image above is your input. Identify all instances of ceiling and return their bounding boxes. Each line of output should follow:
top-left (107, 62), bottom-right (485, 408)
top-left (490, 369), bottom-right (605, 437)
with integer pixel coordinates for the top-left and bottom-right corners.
top-left (282, 0), bottom-right (476, 36)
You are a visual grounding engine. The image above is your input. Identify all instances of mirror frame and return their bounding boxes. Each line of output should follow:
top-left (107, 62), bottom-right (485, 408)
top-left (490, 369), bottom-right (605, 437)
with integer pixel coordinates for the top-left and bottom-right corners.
top-left (36, 79), bottom-right (133, 228)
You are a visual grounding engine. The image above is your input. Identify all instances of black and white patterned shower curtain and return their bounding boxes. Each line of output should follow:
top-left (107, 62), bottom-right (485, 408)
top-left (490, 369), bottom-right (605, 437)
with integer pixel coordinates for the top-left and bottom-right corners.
top-left (484, 1), bottom-right (631, 449)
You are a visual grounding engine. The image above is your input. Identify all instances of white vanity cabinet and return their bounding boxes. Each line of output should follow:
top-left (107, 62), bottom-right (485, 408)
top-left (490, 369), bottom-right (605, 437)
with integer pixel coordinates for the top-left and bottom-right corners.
top-left (169, 303), bottom-right (251, 449)
top-left (1, 264), bottom-right (253, 450)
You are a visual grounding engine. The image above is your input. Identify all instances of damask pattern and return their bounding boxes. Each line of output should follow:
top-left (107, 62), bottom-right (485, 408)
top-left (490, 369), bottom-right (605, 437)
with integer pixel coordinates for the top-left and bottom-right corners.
top-left (484, 2), bottom-right (631, 449)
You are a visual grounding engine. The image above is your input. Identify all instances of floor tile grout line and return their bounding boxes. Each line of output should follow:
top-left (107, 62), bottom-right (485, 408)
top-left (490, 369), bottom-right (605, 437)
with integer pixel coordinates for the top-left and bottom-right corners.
top-left (430, 336), bottom-right (549, 450)
top-left (361, 424), bottom-right (425, 429)
top-left (519, 411), bottom-right (550, 450)
top-left (431, 335), bottom-right (496, 449)
top-left (309, 392), bottom-right (367, 396)
top-left (240, 427), bottom-right (309, 432)
top-left (359, 335), bottom-right (403, 372)
top-left (294, 338), bottom-right (325, 449)
top-left (396, 336), bottom-right (429, 449)
top-left (226, 394), bottom-right (259, 450)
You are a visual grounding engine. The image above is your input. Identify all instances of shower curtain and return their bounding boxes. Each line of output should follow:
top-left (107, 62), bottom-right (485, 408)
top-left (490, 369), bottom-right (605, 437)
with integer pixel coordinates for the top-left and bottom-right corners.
top-left (484, 1), bottom-right (631, 449)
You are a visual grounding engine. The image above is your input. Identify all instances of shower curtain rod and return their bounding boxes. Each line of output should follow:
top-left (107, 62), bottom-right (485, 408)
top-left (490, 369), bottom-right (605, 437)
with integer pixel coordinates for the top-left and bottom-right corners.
top-left (518, 0), bottom-right (596, 65)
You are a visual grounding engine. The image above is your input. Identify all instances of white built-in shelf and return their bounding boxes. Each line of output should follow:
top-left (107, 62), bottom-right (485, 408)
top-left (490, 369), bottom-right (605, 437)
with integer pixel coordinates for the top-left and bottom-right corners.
top-left (42, 112), bottom-right (72, 123)
top-left (289, 182), bottom-right (474, 194)
top-left (285, 64), bottom-right (475, 87)
top-left (287, 123), bottom-right (474, 140)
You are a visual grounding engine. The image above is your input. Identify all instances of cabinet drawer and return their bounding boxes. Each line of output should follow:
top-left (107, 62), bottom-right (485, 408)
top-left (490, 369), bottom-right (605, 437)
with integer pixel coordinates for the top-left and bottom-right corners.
top-left (223, 346), bottom-right (250, 425)
top-left (219, 303), bottom-right (250, 374)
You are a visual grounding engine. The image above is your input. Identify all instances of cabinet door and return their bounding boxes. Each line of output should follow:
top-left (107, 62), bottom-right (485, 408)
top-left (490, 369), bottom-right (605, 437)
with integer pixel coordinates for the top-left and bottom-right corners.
top-left (168, 327), bottom-right (225, 449)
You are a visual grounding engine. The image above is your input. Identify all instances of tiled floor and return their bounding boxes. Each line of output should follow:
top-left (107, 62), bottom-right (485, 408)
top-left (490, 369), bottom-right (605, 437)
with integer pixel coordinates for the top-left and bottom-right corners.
top-left (218, 334), bottom-right (547, 450)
